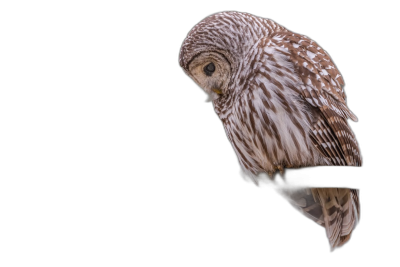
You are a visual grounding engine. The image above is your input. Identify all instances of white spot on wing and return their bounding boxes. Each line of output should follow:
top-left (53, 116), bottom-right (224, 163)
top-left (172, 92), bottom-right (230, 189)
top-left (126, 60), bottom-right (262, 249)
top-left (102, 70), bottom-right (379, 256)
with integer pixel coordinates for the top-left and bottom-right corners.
top-left (307, 50), bottom-right (316, 59)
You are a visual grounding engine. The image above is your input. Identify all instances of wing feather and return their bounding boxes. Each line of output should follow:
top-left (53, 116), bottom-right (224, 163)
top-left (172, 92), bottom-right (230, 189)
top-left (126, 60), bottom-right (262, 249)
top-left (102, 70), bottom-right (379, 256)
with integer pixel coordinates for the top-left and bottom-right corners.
top-left (282, 188), bottom-right (360, 250)
top-left (271, 31), bottom-right (361, 166)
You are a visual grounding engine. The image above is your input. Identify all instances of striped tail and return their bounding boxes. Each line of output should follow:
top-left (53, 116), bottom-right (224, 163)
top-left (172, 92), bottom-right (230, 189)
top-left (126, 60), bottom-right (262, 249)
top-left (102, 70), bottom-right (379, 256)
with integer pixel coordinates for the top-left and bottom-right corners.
top-left (282, 187), bottom-right (360, 250)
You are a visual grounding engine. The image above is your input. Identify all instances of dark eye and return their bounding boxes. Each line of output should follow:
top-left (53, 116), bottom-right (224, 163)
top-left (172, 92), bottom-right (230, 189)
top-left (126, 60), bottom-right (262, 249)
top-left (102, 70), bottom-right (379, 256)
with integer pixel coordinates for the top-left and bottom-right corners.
top-left (203, 62), bottom-right (215, 76)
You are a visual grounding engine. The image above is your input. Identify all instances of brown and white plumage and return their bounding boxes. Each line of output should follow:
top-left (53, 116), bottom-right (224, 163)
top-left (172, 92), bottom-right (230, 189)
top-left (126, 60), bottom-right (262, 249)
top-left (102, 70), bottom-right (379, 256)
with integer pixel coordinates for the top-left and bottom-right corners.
top-left (179, 11), bottom-right (361, 250)
top-left (283, 187), bottom-right (360, 250)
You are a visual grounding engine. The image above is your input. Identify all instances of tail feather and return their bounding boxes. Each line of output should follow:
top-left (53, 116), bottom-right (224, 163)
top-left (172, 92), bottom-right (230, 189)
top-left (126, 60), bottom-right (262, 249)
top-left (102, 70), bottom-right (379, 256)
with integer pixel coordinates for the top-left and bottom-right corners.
top-left (282, 187), bottom-right (360, 250)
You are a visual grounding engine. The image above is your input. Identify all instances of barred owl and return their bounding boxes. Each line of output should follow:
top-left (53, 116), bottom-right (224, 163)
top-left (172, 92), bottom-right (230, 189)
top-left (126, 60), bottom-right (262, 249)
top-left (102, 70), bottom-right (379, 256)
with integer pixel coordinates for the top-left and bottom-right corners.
top-left (179, 11), bottom-right (361, 250)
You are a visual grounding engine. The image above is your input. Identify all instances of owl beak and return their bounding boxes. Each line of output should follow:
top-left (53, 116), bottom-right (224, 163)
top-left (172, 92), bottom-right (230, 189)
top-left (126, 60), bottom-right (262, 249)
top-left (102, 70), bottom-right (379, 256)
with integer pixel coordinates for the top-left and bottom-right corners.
top-left (212, 88), bottom-right (223, 95)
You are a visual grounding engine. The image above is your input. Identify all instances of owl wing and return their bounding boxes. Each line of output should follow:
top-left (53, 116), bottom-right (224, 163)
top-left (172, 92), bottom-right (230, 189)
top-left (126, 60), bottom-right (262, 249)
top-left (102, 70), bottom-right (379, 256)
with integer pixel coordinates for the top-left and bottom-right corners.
top-left (271, 32), bottom-right (361, 166)
top-left (281, 187), bottom-right (360, 250)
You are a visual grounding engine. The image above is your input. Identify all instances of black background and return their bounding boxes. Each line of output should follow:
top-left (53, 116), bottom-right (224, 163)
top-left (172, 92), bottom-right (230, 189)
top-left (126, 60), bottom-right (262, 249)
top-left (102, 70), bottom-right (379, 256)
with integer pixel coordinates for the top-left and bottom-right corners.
top-left (70, 1), bottom-right (397, 265)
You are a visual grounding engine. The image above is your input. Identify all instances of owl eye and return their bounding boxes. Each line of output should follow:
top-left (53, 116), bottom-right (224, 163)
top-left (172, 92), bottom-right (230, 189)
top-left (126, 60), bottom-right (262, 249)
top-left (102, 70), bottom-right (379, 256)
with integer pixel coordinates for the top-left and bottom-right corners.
top-left (203, 62), bottom-right (215, 76)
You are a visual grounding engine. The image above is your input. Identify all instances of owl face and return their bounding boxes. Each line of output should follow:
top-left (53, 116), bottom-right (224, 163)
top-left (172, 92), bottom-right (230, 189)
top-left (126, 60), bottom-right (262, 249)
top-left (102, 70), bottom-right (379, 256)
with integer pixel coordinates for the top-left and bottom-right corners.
top-left (187, 52), bottom-right (231, 98)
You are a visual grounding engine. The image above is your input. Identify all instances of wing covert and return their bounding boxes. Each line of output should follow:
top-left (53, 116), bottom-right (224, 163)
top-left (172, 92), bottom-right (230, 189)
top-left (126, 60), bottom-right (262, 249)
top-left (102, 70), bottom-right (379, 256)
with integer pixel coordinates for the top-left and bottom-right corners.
top-left (269, 31), bottom-right (361, 166)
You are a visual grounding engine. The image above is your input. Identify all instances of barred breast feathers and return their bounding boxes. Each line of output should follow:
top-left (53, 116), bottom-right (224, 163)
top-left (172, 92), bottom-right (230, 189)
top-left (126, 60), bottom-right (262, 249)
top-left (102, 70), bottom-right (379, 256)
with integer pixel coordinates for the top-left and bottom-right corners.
top-left (224, 39), bottom-right (328, 176)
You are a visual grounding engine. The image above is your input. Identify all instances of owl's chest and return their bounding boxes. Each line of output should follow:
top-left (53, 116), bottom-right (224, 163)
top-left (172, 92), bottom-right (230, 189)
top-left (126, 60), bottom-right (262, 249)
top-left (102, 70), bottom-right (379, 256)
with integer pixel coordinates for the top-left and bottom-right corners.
top-left (217, 92), bottom-right (319, 174)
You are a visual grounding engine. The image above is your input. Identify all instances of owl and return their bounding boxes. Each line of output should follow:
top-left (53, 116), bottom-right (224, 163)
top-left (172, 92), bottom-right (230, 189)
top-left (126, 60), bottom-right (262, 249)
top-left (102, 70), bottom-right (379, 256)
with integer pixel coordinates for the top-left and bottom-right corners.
top-left (179, 11), bottom-right (361, 250)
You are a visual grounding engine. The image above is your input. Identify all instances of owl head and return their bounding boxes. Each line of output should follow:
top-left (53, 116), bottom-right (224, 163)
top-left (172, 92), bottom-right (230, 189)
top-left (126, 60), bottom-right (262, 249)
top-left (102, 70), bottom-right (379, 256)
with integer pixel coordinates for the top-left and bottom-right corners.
top-left (179, 12), bottom-right (258, 99)
top-left (179, 12), bottom-right (283, 100)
